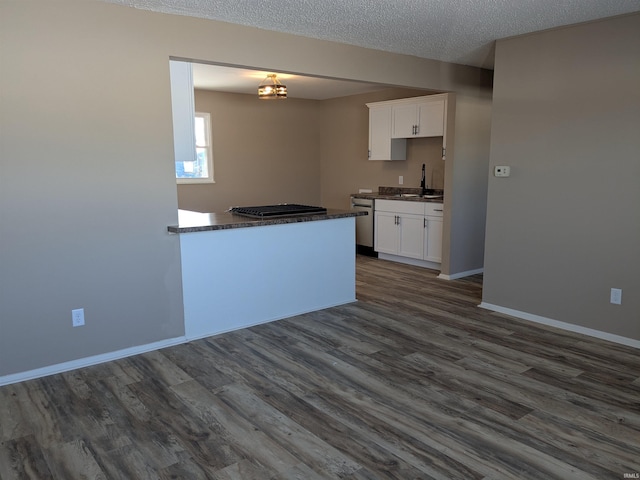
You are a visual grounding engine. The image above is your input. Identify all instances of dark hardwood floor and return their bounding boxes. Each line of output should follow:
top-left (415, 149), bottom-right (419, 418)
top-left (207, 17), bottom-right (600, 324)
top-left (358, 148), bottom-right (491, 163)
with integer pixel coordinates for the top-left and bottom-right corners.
top-left (1, 255), bottom-right (639, 479)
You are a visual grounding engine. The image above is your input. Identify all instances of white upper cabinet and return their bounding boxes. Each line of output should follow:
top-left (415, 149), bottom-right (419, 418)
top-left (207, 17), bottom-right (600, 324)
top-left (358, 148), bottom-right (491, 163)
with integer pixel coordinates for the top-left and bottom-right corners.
top-left (392, 97), bottom-right (445, 139)
top-left (367, 104), bottom-right (407, 161)
top-left (367, 94), bottom-right (449, 161)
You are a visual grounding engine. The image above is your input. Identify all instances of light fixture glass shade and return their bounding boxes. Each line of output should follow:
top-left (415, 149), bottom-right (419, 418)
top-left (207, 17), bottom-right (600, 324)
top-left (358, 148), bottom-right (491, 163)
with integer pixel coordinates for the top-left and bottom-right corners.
top-left (258, 74), bottom-right (287, 99)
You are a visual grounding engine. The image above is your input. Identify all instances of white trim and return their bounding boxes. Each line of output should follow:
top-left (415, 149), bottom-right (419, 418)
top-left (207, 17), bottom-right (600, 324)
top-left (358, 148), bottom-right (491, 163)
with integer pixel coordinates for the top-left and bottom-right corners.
top-left (438, 268), bottom-right (484, 280)
top-left (479, 302), bottom-right (640, 349)
top-left (377, 253), bottom-right (441, 271)
top-left (0, 336), bottom-right (188, 387)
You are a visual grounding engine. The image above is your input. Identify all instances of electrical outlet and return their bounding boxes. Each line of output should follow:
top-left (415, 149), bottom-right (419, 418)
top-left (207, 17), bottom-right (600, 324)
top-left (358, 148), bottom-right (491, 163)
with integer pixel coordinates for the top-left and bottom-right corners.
top-left (494, 166), bottom-right (511, 177)
top-left (399, 176), bottom-right (404, 185)
top-left (72, 308), bottom-right (85, 327)
top-left (610, 288), bottom-right (622, 305)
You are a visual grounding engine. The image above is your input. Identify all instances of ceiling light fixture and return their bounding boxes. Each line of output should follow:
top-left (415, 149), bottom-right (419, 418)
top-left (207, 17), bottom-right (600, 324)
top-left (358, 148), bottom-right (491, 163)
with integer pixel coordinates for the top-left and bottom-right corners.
top-left (258, 74), bottom-right (287, 99)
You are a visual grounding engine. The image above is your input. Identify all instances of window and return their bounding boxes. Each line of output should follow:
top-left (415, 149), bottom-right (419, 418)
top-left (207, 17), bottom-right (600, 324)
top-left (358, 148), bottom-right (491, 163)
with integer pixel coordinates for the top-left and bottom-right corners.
top-left (176, 112), bottom-right (213, 183)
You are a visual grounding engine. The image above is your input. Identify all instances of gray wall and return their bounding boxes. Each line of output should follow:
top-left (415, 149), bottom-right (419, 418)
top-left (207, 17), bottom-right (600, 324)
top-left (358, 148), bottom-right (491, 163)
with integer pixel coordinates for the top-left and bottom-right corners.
top-left (0, 1), bottom-right (186, 376)
top-left (179, 90), bottom-right (322, 212)
top-left (483, 13), bottom-right (640, 340)
top-left (444, 89), bottom-right (493, 275)
top-left (0, 0), bottom-right (491, 379)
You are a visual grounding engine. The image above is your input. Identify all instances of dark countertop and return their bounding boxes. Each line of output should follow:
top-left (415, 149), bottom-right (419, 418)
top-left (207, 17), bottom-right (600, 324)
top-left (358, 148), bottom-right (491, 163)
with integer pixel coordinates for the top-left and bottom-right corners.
top-left (352, 186), bottom-right (445, 203)
top-left (351, 193), bottom-right (444, 203)
top-left (168, 209), bottom-right (366, 234)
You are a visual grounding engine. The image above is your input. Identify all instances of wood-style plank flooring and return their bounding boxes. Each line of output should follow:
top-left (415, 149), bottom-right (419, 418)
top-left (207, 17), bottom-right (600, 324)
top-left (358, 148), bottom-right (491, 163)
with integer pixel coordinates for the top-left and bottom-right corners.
top-left (1, 255), bottom-right (639, 479)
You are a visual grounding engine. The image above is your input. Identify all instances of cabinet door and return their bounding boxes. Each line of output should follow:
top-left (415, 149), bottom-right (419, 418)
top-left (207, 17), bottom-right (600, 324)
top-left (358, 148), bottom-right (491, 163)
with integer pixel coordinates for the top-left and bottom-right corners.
top-left (374, 212), bottom-right (399, 254)
top-left (369, 106), bottom-right (390, 160)
top-left (369, 106), bottom-right (406, 160)
top-left (391, 104), bottom-right (417, 138)
top-left (416, 100), bottom-right (445, 137)
top-left (424, 216), bottom-right (443, 262)
top-left (398, 214), bottom-right (425, 259)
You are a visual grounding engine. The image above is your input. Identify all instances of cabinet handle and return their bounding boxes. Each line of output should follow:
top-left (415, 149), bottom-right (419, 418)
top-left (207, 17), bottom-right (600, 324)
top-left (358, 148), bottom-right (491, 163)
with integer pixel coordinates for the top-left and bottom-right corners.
top-left (434, 209), bottom-right (443, 212)
top-left (415, 125), bottom-right (419, 135)
top-left (423, 218), bottom-right (426, 228)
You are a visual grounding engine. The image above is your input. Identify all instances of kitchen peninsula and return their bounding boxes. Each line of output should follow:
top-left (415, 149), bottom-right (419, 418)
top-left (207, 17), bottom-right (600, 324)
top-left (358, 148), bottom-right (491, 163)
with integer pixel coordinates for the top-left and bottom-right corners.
top-left (169, 208), bottom-right (364, 340)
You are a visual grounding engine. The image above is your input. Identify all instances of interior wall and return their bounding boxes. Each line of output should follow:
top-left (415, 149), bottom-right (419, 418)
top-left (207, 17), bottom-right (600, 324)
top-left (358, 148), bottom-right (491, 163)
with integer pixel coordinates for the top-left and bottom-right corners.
top-left (483, 13), bottom-right (640, 340)
top-left (0, 1), bottom-right (186, 377)
top-left (444, 90), bottom-right (493, 275)
top-left (178, 90), bottom-right (321, 212)
top-left (1, 0), bottom-right (492, 381)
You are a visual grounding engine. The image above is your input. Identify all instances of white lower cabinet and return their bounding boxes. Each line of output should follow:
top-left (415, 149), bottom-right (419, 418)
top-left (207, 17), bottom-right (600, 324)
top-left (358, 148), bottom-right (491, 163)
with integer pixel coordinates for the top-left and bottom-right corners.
top-left (367, 104), bottom-right (407, 161)
top-left (398, 214), bottom-right (425, 259)
top-left (375, 211), bottom-right (424, 259)
top-left (374, 211), bottom-right (401, 255)
top-left (375, 200), bottom-right (443, 266)
top-left (424, 215), bottom-right (443, 262)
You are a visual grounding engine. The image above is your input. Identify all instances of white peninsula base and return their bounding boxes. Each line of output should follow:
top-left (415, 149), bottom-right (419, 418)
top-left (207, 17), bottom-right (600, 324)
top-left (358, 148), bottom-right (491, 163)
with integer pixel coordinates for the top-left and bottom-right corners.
top-left (178, 216), bottom-right (356, 341)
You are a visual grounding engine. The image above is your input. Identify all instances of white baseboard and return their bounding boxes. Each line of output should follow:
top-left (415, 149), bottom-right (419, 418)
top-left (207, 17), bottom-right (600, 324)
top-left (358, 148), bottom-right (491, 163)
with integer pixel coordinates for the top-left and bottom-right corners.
top-left (377, 253), bottom-right (441, 271)
top-left (0, 299), bottom-right (359, 387)
top-left (479, 302), bottom-right (640, 349)
top-left (438, 268), bottom-right (484, 280)
top-left (0, 336), bottom-right (188, 387)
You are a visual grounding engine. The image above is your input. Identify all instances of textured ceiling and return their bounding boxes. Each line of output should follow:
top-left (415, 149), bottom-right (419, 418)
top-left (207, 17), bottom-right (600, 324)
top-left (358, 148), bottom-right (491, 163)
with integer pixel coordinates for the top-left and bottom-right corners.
top-left (102, 0), bottom-right (640, 69)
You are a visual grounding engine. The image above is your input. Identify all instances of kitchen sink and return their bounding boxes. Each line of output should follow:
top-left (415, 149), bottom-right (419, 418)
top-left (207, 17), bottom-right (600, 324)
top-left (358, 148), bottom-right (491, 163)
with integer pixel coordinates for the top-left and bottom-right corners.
top-left (391, 193), bottom-right (443, 199)
top-left (394, 193), bottom-right (444, 198)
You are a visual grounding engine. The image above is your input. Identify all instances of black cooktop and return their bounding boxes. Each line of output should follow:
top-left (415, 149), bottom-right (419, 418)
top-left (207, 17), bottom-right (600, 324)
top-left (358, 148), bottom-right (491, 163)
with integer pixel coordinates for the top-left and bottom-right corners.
top-left (230, 204), bottom-right (328, 219)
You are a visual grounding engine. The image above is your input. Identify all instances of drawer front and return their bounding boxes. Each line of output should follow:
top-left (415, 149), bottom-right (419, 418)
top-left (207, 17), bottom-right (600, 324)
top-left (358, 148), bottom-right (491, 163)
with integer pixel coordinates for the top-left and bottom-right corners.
top-left (375, 199), bottom-right (425, 215)
top-left (425, 203), bottom-right (444, 217)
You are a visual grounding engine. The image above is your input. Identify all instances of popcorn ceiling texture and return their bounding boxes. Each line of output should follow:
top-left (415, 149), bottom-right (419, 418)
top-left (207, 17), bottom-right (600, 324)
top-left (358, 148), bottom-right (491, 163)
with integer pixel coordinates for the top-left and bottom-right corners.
top-left (102, 0), bottom-right (640, 69)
